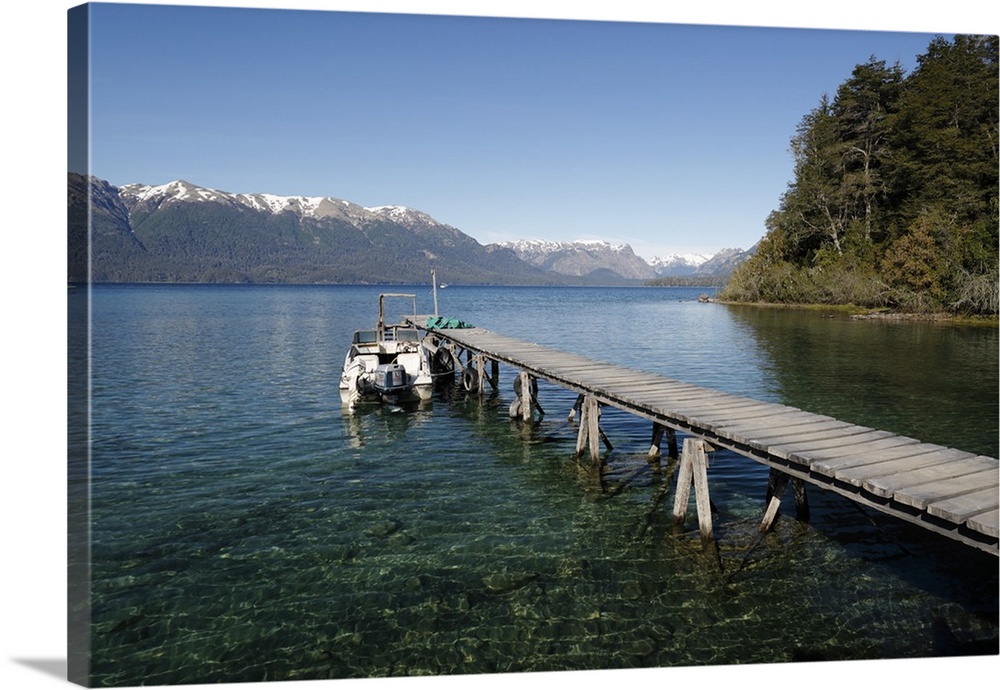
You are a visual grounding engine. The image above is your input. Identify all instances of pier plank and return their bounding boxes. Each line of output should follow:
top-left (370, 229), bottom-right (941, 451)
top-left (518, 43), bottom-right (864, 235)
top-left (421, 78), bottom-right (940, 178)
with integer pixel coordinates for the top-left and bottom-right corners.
top-left (927, 487), bottom-right (1000, 524)
top-left (968, 510), bottom-right (999, 538)
top-left (827, 445), bottom-right (972, 486)
top-left (862, 452), bottom-right (990, 497)
top-left (893, 469), bottom-right (999, 511)
top-left (785, 433), bottom-right (916, 464)
top-left (810, 440), bottom-right (939, 478)
top-left (736, 421), bottom-right (868, 453)
top-left (419, 322), bottom-right (1000, 554)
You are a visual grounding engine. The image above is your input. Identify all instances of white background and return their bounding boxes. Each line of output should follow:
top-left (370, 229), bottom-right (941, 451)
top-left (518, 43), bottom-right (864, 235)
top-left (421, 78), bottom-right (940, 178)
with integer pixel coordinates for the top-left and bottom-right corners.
top-left (3, 2), bottom-right (997, 689)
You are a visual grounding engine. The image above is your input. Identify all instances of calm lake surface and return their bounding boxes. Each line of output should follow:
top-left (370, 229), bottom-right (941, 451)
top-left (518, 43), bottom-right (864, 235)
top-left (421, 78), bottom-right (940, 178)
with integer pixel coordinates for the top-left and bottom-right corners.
top-left (72, 284), bottom-right (998, 686)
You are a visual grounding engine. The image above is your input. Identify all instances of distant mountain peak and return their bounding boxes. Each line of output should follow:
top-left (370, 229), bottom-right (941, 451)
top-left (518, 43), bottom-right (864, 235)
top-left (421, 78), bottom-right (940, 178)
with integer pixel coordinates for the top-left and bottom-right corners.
top-left (501, 238), bottom-right (632, 254)
top-left (493, 238), bottom-right (655, 280)
top-left (119, 180), bottom-right (369, 221)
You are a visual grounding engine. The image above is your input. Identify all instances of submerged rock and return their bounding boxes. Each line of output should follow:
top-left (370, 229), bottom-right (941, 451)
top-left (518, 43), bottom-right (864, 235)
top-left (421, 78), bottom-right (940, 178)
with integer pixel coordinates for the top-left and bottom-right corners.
top-left (482, 571), bottom-right (538, 594)
top-left (364, 519), bottom-right (403, 538)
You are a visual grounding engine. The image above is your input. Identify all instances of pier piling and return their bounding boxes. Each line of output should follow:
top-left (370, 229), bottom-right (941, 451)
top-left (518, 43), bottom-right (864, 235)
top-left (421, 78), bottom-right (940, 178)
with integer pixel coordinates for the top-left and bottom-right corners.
top-left (673, 438), bottom-right (715, 543)
top-left (409, 318), bottom-right (1000, 555)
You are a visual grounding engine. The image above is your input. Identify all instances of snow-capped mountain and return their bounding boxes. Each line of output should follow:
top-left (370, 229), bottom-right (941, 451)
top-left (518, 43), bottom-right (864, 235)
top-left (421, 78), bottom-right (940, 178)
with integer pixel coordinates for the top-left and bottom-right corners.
top-left (494, 240), bottom-right (751, 280)
top-left (75, 175), bottom-right (553, 285)
top-left (492, 239), bottom-right (657, 280)
top-left (647, 253), bottom-right (712, 277)
top-left (120, 180), bottom-right (413, 226)
top-left (695, 247), bottom-right (755, 276)
top-left (71, 174), bottom-right (755, 285)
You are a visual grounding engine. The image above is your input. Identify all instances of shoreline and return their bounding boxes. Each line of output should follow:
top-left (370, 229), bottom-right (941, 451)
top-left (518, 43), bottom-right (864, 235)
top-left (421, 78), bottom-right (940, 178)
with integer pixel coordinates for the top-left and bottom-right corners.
top-left (714, 299), bottom-right (999, 327)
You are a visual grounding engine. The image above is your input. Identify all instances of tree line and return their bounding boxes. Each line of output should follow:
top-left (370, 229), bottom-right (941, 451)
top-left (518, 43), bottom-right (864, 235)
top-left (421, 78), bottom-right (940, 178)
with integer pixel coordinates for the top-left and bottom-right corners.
top-left (720, 35), bottom-right (998, 314)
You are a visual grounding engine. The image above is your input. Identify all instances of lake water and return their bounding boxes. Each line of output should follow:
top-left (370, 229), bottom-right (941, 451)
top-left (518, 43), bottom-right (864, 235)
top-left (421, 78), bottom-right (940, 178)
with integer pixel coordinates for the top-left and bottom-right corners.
top-left (70, 284), bottom-right (998, 686)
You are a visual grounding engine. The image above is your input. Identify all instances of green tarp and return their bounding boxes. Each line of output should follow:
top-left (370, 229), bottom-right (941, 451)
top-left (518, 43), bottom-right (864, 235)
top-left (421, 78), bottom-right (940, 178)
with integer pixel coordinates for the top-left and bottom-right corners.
top-left (426, 316), bottom-right (475, 329)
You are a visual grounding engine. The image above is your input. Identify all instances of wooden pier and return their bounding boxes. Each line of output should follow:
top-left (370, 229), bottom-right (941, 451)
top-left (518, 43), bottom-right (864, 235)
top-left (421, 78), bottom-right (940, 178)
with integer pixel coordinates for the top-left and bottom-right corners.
top-left (411, 320), bottom-right (999, 556)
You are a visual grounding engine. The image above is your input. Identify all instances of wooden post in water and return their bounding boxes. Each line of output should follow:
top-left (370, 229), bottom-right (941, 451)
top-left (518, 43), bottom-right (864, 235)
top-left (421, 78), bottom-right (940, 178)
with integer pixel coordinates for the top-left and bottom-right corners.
top-left (649, 423), bottom-right (679, 460)
top-left (574, 396), bottom-right (604, 468)
top-left (519, 370), bottom-right (533, 422)
top-left (672, 438), bottom-right (715, 542)
top-left (648, 423), bottom-right (665, 459)
top-left (761, 469), bottom-right (810, 531)
top-left (477, 355), bottom-right (487, 399)
top-left (793, 477), bottom-right (810, 521)
top-left (509, 372), bottom-right (543, 421)
top-left (760, 470), bottom-right (788, 532)
top-left (569, 394), bottom-right (583, 421)
top-left (586, 397), bottom-right (601, 468)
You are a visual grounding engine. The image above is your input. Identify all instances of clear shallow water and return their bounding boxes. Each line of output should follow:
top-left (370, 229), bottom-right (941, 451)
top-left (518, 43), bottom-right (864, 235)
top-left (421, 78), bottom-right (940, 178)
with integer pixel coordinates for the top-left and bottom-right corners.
top-left (74, 284), bottom-right (998, 686)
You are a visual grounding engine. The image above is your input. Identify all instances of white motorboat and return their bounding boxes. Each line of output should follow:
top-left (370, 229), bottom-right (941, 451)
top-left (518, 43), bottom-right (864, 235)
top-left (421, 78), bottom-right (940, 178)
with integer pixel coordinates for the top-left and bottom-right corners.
top-left (339, 293), bottom-right (454, 408)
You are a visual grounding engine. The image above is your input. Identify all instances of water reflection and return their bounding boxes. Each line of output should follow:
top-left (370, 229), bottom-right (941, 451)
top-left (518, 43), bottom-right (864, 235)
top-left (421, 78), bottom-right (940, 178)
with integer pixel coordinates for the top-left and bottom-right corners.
top-left (724, 305), bottom-right (999, 457)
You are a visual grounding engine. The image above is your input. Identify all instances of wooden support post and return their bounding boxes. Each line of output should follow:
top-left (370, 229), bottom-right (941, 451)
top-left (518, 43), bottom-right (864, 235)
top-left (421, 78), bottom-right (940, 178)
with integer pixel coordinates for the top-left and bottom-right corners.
top-left (599, 425), bottom-right (613, 452)
top-left (476, 355), bottom-right (486, 400)
top-left (490, 359), bottom-right (500, 390)
top-left (568, 394), bottom-right (583, 421)
top-left (793, 478), bottom-right (810, 521)
top-left (672, 438), bottom-right (715, 542)
top-left (529, 376), bottom-right (545, 417)
top-left (666, 427), bottom-right (679, 460)
top-left (760, 468), bottom-right (790, 532)
top-left (586, 397), bottom-right (601, 468)
top-left (761, 470), bottom-right (810, 531)
top-left (574, 398), bottom-right (588, 457)
top-left (574, 396), bottom-right (603, 467)
top-left (519, 370), bottom-right (533, 423)
top-left (509, 372), bottom-right (541, 421)
top-left (648, 423), bottom-right (665, 459)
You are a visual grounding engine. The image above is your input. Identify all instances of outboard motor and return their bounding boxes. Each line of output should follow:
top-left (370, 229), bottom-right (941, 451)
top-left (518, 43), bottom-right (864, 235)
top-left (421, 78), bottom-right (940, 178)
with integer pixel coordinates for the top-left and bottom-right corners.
top-left (373, 362), bottom-right (410, 397)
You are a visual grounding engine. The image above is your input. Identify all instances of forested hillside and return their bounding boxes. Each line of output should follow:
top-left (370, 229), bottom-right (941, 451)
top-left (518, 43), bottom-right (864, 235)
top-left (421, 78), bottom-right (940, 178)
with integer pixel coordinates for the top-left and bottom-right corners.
top-left (719, 35), bottom-right (998, 314)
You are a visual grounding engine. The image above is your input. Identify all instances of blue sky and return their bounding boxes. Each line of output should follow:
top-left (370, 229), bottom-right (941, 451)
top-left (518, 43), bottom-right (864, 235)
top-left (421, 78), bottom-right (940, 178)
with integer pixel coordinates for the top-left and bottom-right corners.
top-left (78, 3), bottom-right (985, 258)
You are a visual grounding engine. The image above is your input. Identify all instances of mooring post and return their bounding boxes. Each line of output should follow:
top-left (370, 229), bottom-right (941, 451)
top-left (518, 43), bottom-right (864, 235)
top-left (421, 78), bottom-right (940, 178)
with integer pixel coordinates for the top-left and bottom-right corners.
top-left (672, 438), bottom-right (715, 542)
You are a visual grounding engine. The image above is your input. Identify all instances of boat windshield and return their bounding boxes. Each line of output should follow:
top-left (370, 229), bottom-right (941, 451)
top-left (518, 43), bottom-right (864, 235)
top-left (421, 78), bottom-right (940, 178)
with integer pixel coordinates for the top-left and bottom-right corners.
top-left (353, 328), bottom-right (422, 344)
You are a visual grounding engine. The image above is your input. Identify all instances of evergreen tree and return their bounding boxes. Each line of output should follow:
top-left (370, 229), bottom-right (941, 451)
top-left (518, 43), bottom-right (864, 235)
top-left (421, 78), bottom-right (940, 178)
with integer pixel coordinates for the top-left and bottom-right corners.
top-left (721, 35), bottom-right (998, 315)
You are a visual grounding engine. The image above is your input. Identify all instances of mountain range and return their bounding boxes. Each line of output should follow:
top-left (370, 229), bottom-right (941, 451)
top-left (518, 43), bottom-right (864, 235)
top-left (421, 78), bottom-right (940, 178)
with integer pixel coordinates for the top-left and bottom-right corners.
top-left (68, 174), bottom-right (752, 285)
